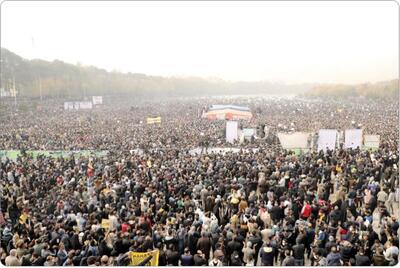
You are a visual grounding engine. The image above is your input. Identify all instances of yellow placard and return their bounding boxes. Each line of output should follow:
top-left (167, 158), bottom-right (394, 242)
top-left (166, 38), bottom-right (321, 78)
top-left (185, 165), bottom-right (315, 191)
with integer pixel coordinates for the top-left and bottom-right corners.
top-left (146, 117), bottom-right (161, 124)
top-left (101, 219), bottom-right (110, 230)
top-left (19, 213), bottom-right (28, 224)
top-left (130, 250), bottom-right (159, 266)
top-left (102, 188), bottom-right (111, 195)
top-left (336, 166), bottom-right (342, 173)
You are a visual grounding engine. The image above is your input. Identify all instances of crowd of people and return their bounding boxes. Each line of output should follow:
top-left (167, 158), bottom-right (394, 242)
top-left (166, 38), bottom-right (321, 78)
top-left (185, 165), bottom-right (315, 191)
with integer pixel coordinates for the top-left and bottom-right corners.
top-left (0, 95), bottom-right (399, 266)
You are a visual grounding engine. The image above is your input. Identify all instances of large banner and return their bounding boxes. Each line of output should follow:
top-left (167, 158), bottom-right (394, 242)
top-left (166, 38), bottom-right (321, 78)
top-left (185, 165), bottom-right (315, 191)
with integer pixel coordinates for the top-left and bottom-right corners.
top-left (277, 132), bottom-right (310, 149)
top-left (130, 250), bottom-right (159, 266)
top-left (64, 102), bottom-right (74, 110)
top-left (345, 129), bottom-right (363, 149)
top-left (189, 147), bottom-right (259, 155)
top-left (317, 129), bottom-right (337, 152)
top-left (0, 150), bottom-right (108, 160)
top-left (226, 121), bottom-right (238, 143)
top-left (79, 101), bottom-right (93, 109)
top-left (146, 117), bottom-right (162, 124)
top-left (364, 134), bottom-right (380, 149)
top-left (242, 128), bottom-right (255, 137)
top-left (92, 96), bottom-right (103, 105)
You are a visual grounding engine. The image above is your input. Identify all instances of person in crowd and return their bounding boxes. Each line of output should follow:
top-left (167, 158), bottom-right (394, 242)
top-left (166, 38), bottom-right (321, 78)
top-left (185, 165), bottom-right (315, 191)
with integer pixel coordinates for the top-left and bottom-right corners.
top-left (0, 96), bottom-right (398, 266)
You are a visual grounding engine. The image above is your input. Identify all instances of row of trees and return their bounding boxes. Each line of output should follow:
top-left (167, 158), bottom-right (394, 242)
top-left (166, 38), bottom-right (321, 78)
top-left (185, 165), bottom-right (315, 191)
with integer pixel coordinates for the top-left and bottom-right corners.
top-left (304, 79), bottom-right (398, 99)
top-left (1, 48), bottom-right (396, 100)
top-left (0, 48), bottom-right (312, 99)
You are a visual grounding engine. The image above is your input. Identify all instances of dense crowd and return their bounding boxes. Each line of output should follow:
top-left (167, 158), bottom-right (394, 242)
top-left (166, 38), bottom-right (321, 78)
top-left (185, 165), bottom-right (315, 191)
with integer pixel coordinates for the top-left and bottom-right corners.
top-left (0, 95), bottom-right (399, 266)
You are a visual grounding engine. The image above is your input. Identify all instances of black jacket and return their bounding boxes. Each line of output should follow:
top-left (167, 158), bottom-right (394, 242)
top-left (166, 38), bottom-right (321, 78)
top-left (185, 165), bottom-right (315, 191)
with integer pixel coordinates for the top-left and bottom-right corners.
top-left (292, 244), bottom-right (305, 260)
top-left (355, 255), bottom-right (371, 266)
top-left (193, 254), bottom-right (207, 266)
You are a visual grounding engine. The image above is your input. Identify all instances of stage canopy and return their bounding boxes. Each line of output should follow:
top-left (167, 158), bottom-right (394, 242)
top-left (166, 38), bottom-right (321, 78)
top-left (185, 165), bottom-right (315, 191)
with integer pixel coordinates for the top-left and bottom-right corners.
top-left (203, 105), bottom-right (252, 121)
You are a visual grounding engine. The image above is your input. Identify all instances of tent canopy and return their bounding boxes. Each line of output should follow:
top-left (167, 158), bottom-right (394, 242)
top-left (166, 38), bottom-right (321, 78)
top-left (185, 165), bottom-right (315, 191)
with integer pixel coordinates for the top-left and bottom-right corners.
top-left (204, 104), bottom-right (252, 120)
top-left (209, 105), bottom-right (250, 112)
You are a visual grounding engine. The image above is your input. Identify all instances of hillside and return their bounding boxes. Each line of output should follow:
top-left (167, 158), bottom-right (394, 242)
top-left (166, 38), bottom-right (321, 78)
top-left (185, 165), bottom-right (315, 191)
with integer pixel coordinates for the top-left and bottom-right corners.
top-left (0, 48), bottom-right (311, 99)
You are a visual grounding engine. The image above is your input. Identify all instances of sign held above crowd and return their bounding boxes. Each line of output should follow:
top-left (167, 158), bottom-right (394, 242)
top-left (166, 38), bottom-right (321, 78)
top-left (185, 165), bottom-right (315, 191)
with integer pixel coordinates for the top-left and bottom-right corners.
top-left (226, 121), bottom-right (239, 143)
top-left (277, 132), bottom-right (311, 150)
top-left (317, 129), bottom-right (338, 152)
top-left (344, 129), bottom-right (363, 149)
top-left (146, 117), bottom-right (162, 124)
top-left (92, 96), bottom-right (103, 105)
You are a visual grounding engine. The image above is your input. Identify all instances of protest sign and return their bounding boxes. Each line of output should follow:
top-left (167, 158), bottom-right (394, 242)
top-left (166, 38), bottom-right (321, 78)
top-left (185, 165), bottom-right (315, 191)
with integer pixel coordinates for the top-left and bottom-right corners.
top-left (345, 129), bottom-right (363, 149)
top-left (101, 219), bottom-right (110, 230)
top-left (317, 129), bottom-right (337, 152)
top-left (147, 117), bottom-right (162, 124)
top-left (226, 121), bottom-right (238, 143)
top-left (130, 250), bottom-right (159, 266)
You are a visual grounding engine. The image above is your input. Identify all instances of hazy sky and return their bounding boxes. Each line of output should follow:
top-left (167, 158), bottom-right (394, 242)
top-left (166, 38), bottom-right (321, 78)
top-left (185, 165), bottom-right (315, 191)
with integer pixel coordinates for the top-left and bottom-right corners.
top-left (1, 1), bottom-right (398, 84)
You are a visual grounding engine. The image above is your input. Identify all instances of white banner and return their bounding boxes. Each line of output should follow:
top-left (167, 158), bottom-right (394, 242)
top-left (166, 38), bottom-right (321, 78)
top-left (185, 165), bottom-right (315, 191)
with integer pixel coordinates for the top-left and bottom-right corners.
top-left (64, 102), bottom-right (74, 110)
top-left (243, 128), bottom-right (255, 137)
top-left (364, 134), bottom-right (380, 149)
top-left (92, 96), bottom-right (103, 105)
top-left (226, 121), bottom-right (238, 143)
top-left (318, 129), bottom-right (338, 152)
top-left (264, 125), bottom-right (269, 137)
top-left (345, 129), bottom-right (363, 149)
top-left (277, 132), bottom-right (310, 149)
top-left (189, 147), bottom-right (259, 155)
top-left (79, 101), bottom-right (93, 109)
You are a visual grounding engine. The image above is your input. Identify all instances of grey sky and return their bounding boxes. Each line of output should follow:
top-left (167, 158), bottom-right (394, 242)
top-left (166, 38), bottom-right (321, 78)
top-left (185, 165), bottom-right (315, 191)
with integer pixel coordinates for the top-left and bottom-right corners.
top-left (1, 1), bottom-right (398, 84)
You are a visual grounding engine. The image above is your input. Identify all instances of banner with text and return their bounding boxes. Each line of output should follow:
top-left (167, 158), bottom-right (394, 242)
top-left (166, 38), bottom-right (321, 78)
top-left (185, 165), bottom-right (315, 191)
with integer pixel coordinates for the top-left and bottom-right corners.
top-left (79, 101), bottom-right (93, 109)
top-left (226, 121), bottom-right (239, 143)
top-left (92, 96), bottom-right (103, 105)
top-left (364, 134), bottom-right (380, 149)
top-left (317, 129), bottom-right (337, 152)
top-left (146, 117), bottom-right (162, 124)
top-left (64, 102), bottom-right (74, 110)
top-left (345, 129), bottom-right (363, 149)
top-left (277, 132), bottom-right (310, 149)
top-left (130, 250), bottom-right (159, 266)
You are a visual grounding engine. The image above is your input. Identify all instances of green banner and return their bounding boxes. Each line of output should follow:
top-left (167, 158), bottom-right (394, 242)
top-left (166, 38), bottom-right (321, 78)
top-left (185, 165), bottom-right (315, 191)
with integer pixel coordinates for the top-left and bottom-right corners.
top-left (0, 150), bottom-right (108, 160)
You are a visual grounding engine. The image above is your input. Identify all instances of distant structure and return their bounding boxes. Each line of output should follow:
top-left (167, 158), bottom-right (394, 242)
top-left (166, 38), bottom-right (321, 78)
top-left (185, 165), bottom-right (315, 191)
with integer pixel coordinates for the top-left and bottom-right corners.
top-left (202, 105), bottom-right (252, 121)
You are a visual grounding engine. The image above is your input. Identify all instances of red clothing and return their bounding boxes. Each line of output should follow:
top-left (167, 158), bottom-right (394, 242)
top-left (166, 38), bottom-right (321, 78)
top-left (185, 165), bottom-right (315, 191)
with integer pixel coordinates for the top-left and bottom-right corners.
top-left (301, 204), bottom-right (311, 218)
top-left (87, 168), bottom-right (94, 177)
top-left (339, 228), bottom-right (348, 241)
top-left (121, 223), bottom-right (128, 233)
top-left (57, 176), bottom-right (64, 185)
